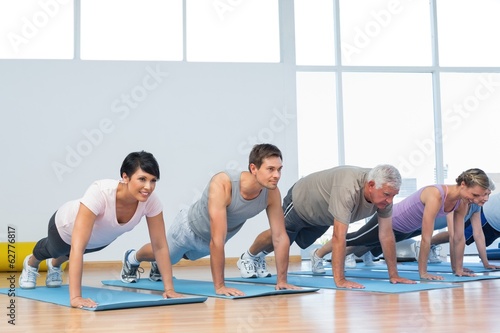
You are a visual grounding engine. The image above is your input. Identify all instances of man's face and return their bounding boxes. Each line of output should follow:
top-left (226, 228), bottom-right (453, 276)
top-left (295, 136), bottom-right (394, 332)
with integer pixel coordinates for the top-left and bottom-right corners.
top-left (252, 156), bottom-right (283, 190)
top-left (366, 181), bottom-right (399, 209)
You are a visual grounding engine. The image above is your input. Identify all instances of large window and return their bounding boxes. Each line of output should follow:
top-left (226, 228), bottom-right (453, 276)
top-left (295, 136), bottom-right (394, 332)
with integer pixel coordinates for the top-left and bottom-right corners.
top-left (0, 0), bottom-right (74, 59)
top-left (294, 0), bottom-right (500, 249)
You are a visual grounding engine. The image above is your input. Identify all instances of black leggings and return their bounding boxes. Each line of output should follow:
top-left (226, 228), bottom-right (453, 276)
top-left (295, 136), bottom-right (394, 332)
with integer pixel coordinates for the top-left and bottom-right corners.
top-left (32, 212), bottom-right (107, 261)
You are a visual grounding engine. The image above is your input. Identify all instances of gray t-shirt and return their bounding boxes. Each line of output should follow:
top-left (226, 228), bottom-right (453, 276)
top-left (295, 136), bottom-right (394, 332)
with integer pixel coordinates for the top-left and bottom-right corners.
top-left (292, 165), bottom-right (392, 226)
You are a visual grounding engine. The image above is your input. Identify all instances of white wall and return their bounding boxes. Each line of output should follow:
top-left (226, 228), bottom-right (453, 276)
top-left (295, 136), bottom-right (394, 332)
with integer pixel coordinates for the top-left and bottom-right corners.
top-left (0, 59), bottom-right (301, 260)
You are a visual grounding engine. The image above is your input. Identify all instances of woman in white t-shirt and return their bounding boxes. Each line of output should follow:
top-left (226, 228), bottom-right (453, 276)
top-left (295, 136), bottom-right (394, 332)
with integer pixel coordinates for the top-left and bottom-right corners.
top-left (19, 151), bottom-right (182, 309)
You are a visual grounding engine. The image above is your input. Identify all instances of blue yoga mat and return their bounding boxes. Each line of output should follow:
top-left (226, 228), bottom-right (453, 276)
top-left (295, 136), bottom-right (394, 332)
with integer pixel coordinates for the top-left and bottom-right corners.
top-left (288, 268), bottom-right (500, 282)
top-left (0, 285), bottom-right (207, 311)
top-left (101, 278), bottom-right (319, 299)
top-left (225, 275), bottom-right (458, 293)
top-left (397, 261), bottom-right (497, 273)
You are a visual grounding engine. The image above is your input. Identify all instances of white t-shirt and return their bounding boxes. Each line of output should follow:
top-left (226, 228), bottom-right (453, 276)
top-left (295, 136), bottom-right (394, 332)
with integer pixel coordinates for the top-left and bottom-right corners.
top-left (55, 179), bottom-right (163, 249)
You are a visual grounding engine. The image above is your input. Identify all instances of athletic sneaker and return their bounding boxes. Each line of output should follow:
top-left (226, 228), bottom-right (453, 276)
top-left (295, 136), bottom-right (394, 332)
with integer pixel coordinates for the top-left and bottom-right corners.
top-left (237, 254), bottom-right (257, 278)
top-left (362, 252), bottom-right (375, 266)
top-left (46, 259), bottom-right (63, 287)
top-left (429, 245), bottom-right (442, 263)
top-left (413, 241), bottom-right (421, 262)
top-left (310, 249), bottom-right (325, 274)
top-left (120, 249), bottom-right (142, 283)
top-left (254, 256), bottom-right (271, 278)
top-left (345, 253), bottom-right (357, 268)
top-left (19, 255), bottom-right (39, 289)
top-left (149, 261), bottom-right (162, 282)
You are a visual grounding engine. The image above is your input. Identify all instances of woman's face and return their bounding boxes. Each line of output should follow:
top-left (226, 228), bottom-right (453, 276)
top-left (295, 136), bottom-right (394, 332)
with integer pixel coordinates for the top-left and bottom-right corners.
top-left (122, 167), bottom-right (157, 202)
top-left (460, 183), bottom-right (490, 205)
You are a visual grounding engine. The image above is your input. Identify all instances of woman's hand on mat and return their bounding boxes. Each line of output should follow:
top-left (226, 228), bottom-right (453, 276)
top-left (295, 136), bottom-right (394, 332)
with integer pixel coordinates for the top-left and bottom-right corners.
top-left (275, 282), bottom-right (302, 290)
top-left (420, 273), bottom-right (444, 280)
top-left (454, 270), bottom-right (476, 277)
top-left (216, 285), bottom-right (246, 297)
top-left (484, 264), bottom-right (500, 270)
top-left (389, 276), bottom-right (417, 284)
top-left (163, 290), bottom-right (184, 299)
top-left (335, 278), bottom-right (365, 289)
top-left (71, 296), bottom-right (97, 309)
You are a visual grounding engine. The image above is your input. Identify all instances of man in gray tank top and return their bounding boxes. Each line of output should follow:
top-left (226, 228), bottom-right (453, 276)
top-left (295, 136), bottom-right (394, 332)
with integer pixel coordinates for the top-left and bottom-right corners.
top-left (239, 164), bottom-right (415, 289)
top-left (121, 144), bottom-right (299, 296)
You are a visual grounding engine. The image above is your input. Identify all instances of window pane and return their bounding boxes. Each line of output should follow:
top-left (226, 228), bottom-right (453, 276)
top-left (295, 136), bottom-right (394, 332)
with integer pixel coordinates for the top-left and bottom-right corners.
top-left (186, 0), bottom-right (280, 62)
top-left (81, 0), bottom-right (183, 61)
top-left (0, 0), bottom-right (74, 59)
top-left (343, 73), bottom-right (435, 193)
top-left (296, 72), bottom-right (338, 177)
top-left (294, 0), bottom-right (335, 66)
top-left (339, 0), bottom-right (431, 66)
top-left (437, 0), bottom-right (500, 67)
top-left (441, 73), bottom-right (500, 192)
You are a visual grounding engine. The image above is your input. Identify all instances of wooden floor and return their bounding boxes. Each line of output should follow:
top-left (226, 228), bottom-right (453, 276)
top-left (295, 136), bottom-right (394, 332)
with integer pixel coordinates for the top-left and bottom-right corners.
top-left (2, 257), bottom-right (500, 333)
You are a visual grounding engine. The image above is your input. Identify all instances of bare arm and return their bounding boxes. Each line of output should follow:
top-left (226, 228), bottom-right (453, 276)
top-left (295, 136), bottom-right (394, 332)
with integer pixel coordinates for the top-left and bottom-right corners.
top-left (208, 173), bottom-right (245, 296)
top-left (469, 211), bottom-right (499, 269)
top-left (418, 187), bottom-right (444, 280)
top-left (146, 212), bottom-right (183, 298)
top-left (378, 216), bottom-right (416, 284)
top-left (450, 201), bottom-right (475, 276)
top-left (332, 221), bottom-right (364, 289)
top-left (69, 203), bottom-right (97, 308)
top-left (266, 187), bottom-right (299, 290)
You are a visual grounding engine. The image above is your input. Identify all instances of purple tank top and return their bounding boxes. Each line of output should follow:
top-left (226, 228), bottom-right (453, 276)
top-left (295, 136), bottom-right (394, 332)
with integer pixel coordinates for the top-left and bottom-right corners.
top-left (392, 185), bottom-right (459, 233)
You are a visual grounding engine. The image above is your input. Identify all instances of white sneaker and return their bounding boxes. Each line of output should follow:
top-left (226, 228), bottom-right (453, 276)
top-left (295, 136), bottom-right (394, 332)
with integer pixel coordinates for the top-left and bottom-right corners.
top-left (413, 241), bottom-right (421, 262)
top-left (310, 249), bottom-right (325, 274)
top-left (428, 245), bottom-right (442, 263)
top-left (345, 253), bottom-right (357, 268)
top-left (46, 259), bottom-right (63, 287)
top-left (237, 254), bottom-right (257, 278)
top-left (19, 255), bottom-right (39, 289)
top-left (254, 256), bottom-right (271, 278)
top-left (362, 252), bottom-right (375, 266)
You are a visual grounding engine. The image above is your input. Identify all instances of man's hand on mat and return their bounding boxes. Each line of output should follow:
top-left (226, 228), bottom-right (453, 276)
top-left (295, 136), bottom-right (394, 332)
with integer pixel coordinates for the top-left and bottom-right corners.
top-left (463, 267), bottom-right (475, 273)
top-left (163, 290), bottom-right (184, 298)
top-left (484, 264), bottom-right (500, 270)
top-left (335, 278), bottom-right (365, 289)
top-left (454, 270), bottom-right (476, 277)
top-left (71, 296), bottom-right (97, 309)
top-left (275, 282), bottom-right (302, 290)
top-left (216, 286), bottom-right (246, 297)
top-left (389, 276), bottom-right (417, 284)
top-left (420, 273), bottom-right (444, 280)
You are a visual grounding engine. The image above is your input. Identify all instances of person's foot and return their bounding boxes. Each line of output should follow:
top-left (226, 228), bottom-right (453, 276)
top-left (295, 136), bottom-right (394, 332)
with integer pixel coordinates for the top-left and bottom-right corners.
top-left (362, 252), bottom-right (375, 266)
top-left (413, 241), bottom-right (421, 262)
top-left (237, 254), bottom-right (257, 278)
top-left (310, 249), bottom-right (326, 274)
top-left (149, 261), bottom-right (162, 281)
top-left (254, 256), bottom-right (271, 278)
top-left (428, 245), bottom-right (443, 263)
top-left (345, 253), bottom-right (357, 268)
top-left (46, 259), bottom-right (63, 287)
top-left (19, 255), bottom-right (39, 289)
top-left (121, 249), bottom-right (142, 283)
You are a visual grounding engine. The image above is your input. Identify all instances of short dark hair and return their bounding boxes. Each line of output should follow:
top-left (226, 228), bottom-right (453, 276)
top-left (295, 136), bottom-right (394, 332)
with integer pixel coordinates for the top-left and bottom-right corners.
top-left (248, 144), bottom-right (282, 171)
top-left (120, 151), bottom-right (160, 179)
